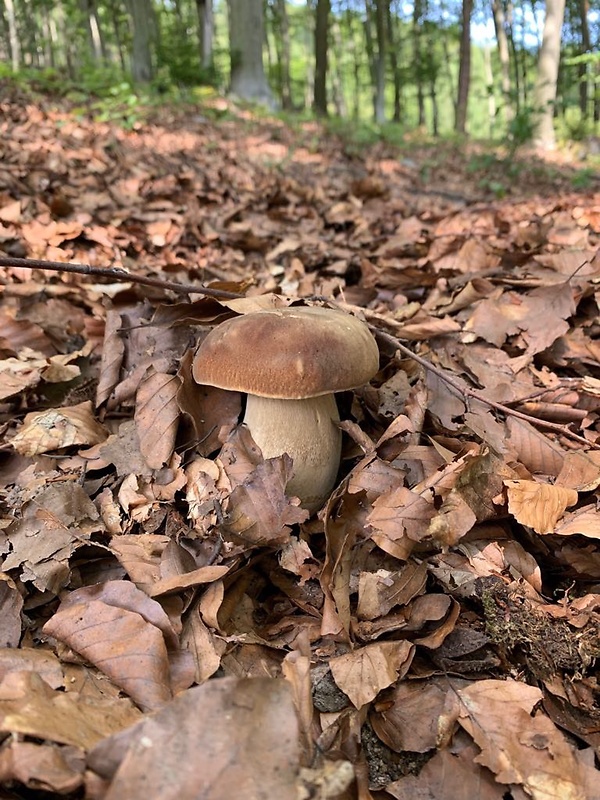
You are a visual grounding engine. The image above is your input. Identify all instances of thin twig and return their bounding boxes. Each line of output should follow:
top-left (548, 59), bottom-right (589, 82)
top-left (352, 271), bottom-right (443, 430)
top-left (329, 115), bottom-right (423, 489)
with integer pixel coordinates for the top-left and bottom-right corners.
top-left (0, 256), bottom-right (245, 300)
top-left (373, 327), bottom-right (599, 451)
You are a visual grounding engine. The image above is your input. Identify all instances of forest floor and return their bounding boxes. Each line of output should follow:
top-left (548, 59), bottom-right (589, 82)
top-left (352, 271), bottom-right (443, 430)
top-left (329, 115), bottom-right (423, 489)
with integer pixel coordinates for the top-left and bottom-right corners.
top-left (1, 83), bottom-right (600, 800)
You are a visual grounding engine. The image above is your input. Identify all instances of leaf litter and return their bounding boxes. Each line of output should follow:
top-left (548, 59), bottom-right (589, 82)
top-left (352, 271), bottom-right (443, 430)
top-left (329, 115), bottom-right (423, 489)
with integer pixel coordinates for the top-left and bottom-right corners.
top-left (1, 93), bottom-right (600, 798)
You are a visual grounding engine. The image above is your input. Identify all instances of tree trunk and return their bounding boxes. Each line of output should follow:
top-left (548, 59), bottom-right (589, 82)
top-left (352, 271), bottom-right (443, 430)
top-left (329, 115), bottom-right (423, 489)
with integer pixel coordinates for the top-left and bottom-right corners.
top-left (109, 0), bottom-right (127, 72)
top-left (330, 14), bottom-right (348, 117)
top-left (196, 0), bottom-right (213, 71)
top-left (532, 0), bottom-right (565, 150)
top-left (4, 0), bottom-right (20, 71)
top-left (455, 0), bottom-right (472, 134)
top-left (387, 1), bottom-right (402, 123)
top-left (374, 0), bottom-right (387, 124)
top-left (578, 0), bottom-right (590, 118)
top-left (424, 17), bottom-right (439, 136)
top-left (483, 45), bottom-right (496, 137)
top-left (313, 0), bottom-right (330, 116)
top-left (303, 0), bottom-right (315, 110)
top-left (272, 0), bottom-right (292, 109)
top-left (227, 0), bottom-right (273, 106)
top-left (492, 0), bottom-right (513, 126)
top-left (343, 1), bottom-right (361, 118)
top-left (81, 0), bottom-right (106, 62)
top-left (412, 0), bottom-right (425, 126)
top-left (127, 0), bottom-right (154, 83)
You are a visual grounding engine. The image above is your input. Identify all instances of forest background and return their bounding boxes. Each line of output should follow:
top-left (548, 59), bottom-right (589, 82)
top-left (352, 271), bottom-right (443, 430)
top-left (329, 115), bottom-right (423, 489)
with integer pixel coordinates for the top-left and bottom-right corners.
top-left (0, 0), bottom-right (599, 155)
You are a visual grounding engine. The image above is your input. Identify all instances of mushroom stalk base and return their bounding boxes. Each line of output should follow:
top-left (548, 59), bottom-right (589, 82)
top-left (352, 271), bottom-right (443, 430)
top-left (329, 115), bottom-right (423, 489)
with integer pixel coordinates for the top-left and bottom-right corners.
top-left (243, 393), bottom-right (342, 513)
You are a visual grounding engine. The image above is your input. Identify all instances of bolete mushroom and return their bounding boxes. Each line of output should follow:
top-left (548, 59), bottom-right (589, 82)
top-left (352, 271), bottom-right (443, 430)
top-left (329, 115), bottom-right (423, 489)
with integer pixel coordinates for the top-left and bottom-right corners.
top-left (192, 306), bottom-right (379, 512)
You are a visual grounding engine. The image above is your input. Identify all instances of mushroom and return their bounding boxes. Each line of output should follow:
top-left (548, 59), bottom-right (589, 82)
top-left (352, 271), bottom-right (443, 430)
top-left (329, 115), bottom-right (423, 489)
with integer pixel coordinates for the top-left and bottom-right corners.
top-left (192, 306), bottom-right (379, 512)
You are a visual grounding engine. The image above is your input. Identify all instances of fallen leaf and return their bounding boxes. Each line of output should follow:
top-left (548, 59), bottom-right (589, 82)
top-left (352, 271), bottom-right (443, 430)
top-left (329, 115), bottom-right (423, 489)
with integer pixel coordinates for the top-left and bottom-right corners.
top-left (505, 479), bottom-right (578, 535)
top-left (88, 677), bottom-right (300, 800)
top-left (0, 671), bottom-right (140, 749)
top-left (329, 641), bottom-right (414, 708)
top-left (10, 401), bottom-right (107, 456)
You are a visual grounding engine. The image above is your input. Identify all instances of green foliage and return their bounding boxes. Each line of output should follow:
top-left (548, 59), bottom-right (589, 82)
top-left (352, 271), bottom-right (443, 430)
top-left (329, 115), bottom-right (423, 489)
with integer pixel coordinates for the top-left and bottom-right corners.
top-left (0, 64), bottom-right (73, 96)
top-left (571, 167), bottom-right (597, 190)
top-left (507, 106), bottom-right (538, 152)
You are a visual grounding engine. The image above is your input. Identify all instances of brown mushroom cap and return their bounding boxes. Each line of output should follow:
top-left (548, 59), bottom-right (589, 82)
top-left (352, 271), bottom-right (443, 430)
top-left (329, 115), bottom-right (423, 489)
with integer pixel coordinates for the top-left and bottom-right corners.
top-left (192, 306), bottom-right (379, 399)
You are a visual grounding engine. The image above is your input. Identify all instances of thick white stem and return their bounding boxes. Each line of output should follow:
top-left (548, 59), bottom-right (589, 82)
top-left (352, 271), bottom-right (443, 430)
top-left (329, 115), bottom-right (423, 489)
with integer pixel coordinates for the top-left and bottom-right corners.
top-left (243, 393), bottom-right (341, 513)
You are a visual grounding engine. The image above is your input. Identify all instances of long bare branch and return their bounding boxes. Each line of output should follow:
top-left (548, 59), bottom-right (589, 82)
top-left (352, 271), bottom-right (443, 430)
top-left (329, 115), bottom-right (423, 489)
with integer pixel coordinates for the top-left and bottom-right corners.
top-left (373, 326), bottom-right (599, 451)
top-left (0, 256), bottom-right (245, 300)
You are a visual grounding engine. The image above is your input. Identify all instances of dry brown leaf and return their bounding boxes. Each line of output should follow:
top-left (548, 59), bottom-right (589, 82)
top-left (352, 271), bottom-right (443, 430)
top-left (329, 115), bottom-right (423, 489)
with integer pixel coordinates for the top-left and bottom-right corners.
top-left (356, 561), bottom-right (427, 621)
top-left (320, 490), bottom-right (367, 638)
top-left (368, 485), bottom-right (435, 555)
top-left (223, 456), bottom-right (308, 547)
top-left (0, 648), bottom-right (63, 689)
top-left (218, 425), bottom-right (264, 487)
top-left (109, 534), bottom-right (171, 590)
top-left (43, 582), bottom-right (179, 711)
top-left (505, 479), bottom-right (578, 535)
top-left (457, 679), bottom-right (587, 799)
top-left (506, 416), bottom-right (566, 476)
top-left (88, 677), bottom-right (300, 800)
top-left (134, 369), bottom-right (180, 469)
top-left (370, 679), bottom-right (461, 753)
top-left (0, 573), bottom-right (23, 648)
top-left (556, 450), bottom-right (600, 491)
top-left (148, 564), bottom-right (230, 597)
top-left (180, 609), bottom-right (225, 684)
top-left (459, 539), bottom-right (543, 593)
top-left (185, 456), bottom-right (230, 533)
top-left (282, 639), bottom-right (315, 764)
top-left (0, 671), bottom-right (141, 750)
top-left (279, 536), bottom-right (319, 583)
top-left (0, 361), bottom-right (42, 400)
top-left (412, 595), bottom-right (460, 648)
top-left (387, 730), bottom-right (506, 799)
top-left (3, 483), bottom-right (103, 593)
top-left (555, 507), bottom-right (600, 539)
top-left (465, 285), bottom-right (573, 355)
top-left (0, 741), bottom-right (84, 795)
top-left (177, 349), bottom-right (241, 456)
top-left (329, 641), bottom-right (414, 708)
top-left (10, 400), bottom-right (107, 456)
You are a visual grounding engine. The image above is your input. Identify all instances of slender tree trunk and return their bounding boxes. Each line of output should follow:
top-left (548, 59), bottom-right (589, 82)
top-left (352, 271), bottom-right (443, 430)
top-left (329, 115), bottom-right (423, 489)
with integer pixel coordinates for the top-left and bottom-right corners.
top-left (4, 0), bottom-right (20, 71)
top-left (303, 0), bottom-right (315, 110)
top-left (363, 0), bottom-right (377, 119)
top-left (387, 1), bottom-right (402, 123)
top-left (483, 45), bottom-right (497, 137)
top-left (519, 13), bottom-right (529, 103)
top-left (24, 5), bottom-right (41, 67)
top-left (343, 1), bottom-right (361, 118)
top-left (47, 14), bottom-right (59, 68)
top-left (330, 15), bottom-right (348, 117)
top-left (492, 0), bottom-right (513, 126)
top-left (81, 0), bottom-right (106, 62)
top-left (578, 0), bottom-right (590, 118)
top-left (109, 1), bottom-right (127, 71)
top-left (374, 0), bottom-right (387, 123)
top-left (532, 0), bottom-right (565, 150)
top-left (272, 0), bottom-right (292, 109)
top-left (227, 0), bottom-right (274, 106)
top-left (424, 18), bottom-right (439, 135)
top-left (313, 0), bottom-right (330, 115)
top-left (412, 0), bottom-right (425, 126)
top-left (127, 0), bottom-right (154, 83)
top-left (196, 0), bottom-right (213, 70)
top-left (502, 1), bottom-right (521, 112)
top-left (455, 0), bottom-right (472, 133)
